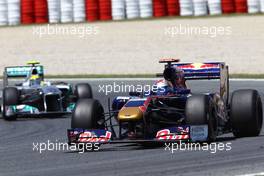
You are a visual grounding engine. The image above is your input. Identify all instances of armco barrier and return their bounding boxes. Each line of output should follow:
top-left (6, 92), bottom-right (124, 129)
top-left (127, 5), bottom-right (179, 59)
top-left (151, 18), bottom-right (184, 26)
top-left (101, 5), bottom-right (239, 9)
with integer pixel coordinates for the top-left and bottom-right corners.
top-left (0, 0), bottom-right (263, 26)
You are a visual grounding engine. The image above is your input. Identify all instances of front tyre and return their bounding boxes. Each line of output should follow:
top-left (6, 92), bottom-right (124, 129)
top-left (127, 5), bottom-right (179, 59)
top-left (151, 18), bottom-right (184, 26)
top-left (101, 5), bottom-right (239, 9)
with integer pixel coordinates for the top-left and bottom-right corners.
top-left (75, 83), bottom-right (93, 99)
top-left (2, 87), bottom-right (19, 121)
top-left (71, 99), bottom-right (105, 129)
top-left (230, 89), bottom-right (263, 137)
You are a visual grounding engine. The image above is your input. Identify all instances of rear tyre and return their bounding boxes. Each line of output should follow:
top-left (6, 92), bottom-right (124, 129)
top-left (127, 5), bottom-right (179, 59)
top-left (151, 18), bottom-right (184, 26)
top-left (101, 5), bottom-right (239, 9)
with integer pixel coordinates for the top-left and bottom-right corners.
top-left (75, 83), bottom-right (93, 99)
top-left (71, 99), bottom-right (105, 129)
top-left (2, 87), bottom-right (19, 121)
top-left (230, 89), bottom-right (263, 137)
top-left (185, 94), bottom-right (217, 142)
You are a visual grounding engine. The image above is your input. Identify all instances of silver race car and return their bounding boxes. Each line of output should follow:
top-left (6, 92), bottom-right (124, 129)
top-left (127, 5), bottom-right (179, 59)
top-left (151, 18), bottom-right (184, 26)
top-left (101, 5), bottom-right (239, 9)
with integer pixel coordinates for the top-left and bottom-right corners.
top-left (1, 61), bottom-right (92, 121)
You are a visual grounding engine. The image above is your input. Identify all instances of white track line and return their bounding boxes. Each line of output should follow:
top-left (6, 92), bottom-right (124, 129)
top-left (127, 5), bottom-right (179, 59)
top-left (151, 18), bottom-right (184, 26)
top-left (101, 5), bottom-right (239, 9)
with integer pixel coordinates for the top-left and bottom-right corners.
top-left (236, 172), bottom-right (264, 176)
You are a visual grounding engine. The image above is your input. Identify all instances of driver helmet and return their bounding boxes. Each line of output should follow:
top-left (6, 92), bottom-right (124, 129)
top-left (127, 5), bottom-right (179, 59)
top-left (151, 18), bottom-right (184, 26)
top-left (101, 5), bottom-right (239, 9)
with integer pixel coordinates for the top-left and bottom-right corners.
top-left (30, 68), bottom-right (40, 80)
top-left (163, 66), bottom-right (185, 89)
top-left (29, 68), bottom-right (41, 86)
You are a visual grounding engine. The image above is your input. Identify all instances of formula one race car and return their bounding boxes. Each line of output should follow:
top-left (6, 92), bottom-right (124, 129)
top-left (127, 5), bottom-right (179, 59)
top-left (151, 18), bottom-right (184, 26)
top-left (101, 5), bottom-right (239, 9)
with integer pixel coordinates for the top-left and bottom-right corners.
top-left (1, 61), bottom-right (93, 121)
top-left (68, 59), bottom-right (263, 146)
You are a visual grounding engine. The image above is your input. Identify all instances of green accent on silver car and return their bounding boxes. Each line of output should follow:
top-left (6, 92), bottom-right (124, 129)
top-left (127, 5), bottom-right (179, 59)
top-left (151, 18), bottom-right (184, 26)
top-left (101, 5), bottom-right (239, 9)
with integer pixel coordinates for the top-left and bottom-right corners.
top-left (6, 66), bottom-right (44, 77)
top-left (67, 103), bottom-right (76, 112)
top-left (15, 105), bottom-right (39, 113)
top-left (11, 106), bottom-right (17, 112)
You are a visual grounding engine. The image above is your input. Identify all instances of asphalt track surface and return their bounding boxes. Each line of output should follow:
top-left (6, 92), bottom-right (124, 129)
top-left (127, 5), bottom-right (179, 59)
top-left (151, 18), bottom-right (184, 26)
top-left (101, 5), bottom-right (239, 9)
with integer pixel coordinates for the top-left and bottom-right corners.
top-left (0, 79), bottom-right (264, 176)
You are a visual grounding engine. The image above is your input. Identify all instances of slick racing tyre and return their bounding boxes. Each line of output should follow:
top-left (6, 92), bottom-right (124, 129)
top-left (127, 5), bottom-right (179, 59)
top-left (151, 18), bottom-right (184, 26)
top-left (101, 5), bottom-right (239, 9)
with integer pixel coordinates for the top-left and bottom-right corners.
top-left (185, 94), bottom-right (218, 142)
top-left (75, 83), bottom-right (93, 99)
top-left (230, 89), bottom-right (263, 137)
top-left (2, 87), bottom-right (19, 121)
top-left (71, 99), bottom-right (105, 129)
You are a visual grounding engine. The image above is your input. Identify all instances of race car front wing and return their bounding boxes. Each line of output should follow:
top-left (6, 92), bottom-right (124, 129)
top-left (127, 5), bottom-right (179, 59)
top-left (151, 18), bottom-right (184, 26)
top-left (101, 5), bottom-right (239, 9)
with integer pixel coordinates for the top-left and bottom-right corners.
top-left (67, 125), bottom-right (209, 145)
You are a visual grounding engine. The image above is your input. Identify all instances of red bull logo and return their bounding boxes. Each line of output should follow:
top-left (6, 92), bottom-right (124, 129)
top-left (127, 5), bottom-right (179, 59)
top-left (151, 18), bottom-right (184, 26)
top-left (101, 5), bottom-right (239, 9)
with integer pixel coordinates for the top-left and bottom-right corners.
top-left (78, 131), bottom-right (112, 143)
top-left (156, 129), bottom-right (189, 140)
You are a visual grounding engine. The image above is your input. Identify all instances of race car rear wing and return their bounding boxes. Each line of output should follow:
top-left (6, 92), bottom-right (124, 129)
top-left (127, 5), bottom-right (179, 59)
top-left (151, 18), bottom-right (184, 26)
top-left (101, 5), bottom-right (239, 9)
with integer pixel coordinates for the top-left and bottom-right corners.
top-left (158, 60), bottom-right (229, 105)
top-left (171, 62), bottom-right (224, 80)
top-left (3, 65), bottom-right (44, 87)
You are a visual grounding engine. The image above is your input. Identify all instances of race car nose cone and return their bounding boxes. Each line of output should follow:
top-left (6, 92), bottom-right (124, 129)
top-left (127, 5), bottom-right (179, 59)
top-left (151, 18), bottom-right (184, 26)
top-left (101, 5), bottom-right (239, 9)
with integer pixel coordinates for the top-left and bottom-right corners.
top-left (118, 107), bottom-right (143, 122)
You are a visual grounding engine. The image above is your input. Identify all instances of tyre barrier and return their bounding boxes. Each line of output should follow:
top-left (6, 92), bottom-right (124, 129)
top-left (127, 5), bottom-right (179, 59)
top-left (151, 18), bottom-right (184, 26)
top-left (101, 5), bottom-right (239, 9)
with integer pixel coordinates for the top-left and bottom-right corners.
top-left (60, 0), bottom-right (73, 23)
top-left (235, 0), bottom-right (247, 13)
top-left (261, 0), bottom-right (264, 12)
top-left (125, 0), bottom-right (140, 19)
top-left (47, 0), bottom-right (60, 23)
top-left (193, 0), bottom-right (208, 16)
top-left (73, 0), bottom-right (86, 22)
top-left (222, 0), bottom-right (235, 13)
top-left (247, 0), bottom-right (260, 13)
top-left (34, 0), bottom-right (48, 23)
top-left (208, 0), bottom-right (222, 15)
top-left (99, 0), bottom-right (112, 20)
top-left (112, 0), bottom-right (125, 20)
top-left (179, 0), bottom-right (193, 16)
top-left (153, 0), bottom-right (167, 17)
top-left (0, 0), bottom-right (8, 26)
top-left (166, 0), bottom-right (179, 16)
top-left (7, 0), bottom-right (20, 25)
top-left (0, 0), bottom-right (263, 26)
top-left (139, 0), bottom-right (152, 18)
top-left (21, 0), bottom-right (34, 24)
top-left (86, 0), bottom-right (99, 21)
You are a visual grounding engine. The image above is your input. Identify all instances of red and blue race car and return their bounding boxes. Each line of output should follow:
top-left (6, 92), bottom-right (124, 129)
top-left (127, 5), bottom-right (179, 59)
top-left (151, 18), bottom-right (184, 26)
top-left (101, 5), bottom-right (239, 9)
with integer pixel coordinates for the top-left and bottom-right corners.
top-left (67, 59), bottom-right (263, 146)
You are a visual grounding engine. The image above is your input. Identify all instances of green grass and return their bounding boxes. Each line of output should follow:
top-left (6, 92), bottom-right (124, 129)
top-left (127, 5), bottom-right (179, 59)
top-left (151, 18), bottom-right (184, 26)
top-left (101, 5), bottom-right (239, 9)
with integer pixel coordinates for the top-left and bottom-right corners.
top-left (46, 74), bottom-right (264, 79)
top-left (48, 74), bottom-right (264, 79)
top-left (1, 74), bottom-right (264, 79)
top-left (44, 74), bottom-right (156, 78)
